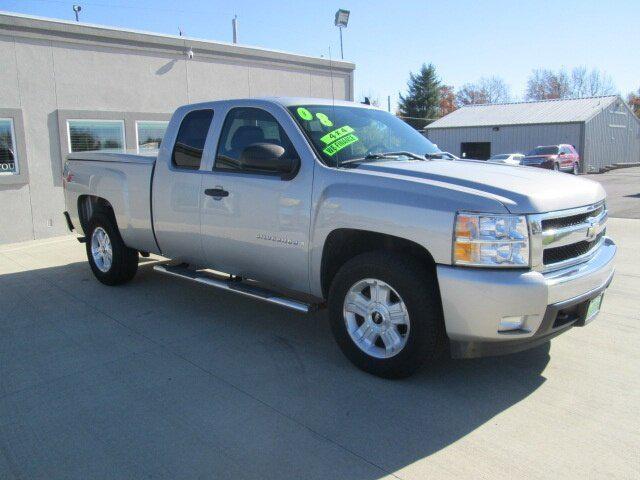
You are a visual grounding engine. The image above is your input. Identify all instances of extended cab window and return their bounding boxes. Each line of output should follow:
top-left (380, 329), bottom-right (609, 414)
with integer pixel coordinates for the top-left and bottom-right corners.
top-left (215, 107), bottom-right (299, 174)
top-left (172, 109), bottom-right (214, 170)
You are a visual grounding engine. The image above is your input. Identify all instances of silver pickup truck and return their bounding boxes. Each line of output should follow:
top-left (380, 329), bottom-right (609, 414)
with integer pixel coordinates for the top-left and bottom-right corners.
top-left (63, 98), bottom-right (616, 378)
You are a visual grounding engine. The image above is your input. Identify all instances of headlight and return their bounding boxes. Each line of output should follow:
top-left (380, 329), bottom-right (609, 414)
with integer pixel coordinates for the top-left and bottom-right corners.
top-left (453, 213), bottom-right (529, 267)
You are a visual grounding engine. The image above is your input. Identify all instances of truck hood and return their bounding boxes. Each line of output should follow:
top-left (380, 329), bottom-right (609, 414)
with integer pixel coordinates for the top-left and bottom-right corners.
top-left (355, 159), bottom-right (605, 214)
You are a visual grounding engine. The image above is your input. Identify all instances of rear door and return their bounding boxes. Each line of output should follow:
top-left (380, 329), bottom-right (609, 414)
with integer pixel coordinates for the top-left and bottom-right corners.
top-left (152, 108), bottom-right (215, 264)
top-left (199, 103), bottom-right (314, 292)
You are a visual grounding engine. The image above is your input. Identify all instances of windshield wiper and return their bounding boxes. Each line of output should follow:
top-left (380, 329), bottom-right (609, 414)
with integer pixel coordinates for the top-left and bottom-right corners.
top-left (341, 151), bottom-right (425, 166)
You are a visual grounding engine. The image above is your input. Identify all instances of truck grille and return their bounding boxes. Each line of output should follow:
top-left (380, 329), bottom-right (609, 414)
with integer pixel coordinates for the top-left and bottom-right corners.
top-left (543, 230), bottom-right (605, 265)
top-left (531, 201), bottom-right (607, 272)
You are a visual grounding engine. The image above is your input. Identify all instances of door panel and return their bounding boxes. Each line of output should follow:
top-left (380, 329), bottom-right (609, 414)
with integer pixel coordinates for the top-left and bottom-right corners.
top-left (152, 108), bottom-right (214, 264)
top-left (199, 105), bottom-right (313, 293)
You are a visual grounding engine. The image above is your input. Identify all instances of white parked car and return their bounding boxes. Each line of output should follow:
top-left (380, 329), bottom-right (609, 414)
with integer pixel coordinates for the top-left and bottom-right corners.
top-left (489, 153), bottom-right (524, 165)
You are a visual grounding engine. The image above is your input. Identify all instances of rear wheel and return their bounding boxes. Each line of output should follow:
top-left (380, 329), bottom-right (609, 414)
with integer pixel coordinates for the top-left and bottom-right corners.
top-left (553, 163), bottom-right (560, 171)
top-left (328, 251), bottom-right (444, 378)
top-left (85, 213), bottom-right (138, 285)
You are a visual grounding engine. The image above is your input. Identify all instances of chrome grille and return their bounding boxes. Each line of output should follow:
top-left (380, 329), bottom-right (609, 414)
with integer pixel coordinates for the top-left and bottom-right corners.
top-left (529, 201), bottom-right (607, 272)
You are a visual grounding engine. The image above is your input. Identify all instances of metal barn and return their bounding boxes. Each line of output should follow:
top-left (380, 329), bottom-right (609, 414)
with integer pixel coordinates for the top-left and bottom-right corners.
top-left (424, 96), bottom-right (640, 173)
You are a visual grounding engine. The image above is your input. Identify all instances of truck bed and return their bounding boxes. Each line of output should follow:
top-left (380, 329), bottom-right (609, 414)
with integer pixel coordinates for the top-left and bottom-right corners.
top-left (64, 151), bottom-right (159, 254)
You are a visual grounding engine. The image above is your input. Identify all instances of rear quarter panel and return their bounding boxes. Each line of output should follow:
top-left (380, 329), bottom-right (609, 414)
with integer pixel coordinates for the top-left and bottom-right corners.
top-left (64, 158), bottom-right (158, 253)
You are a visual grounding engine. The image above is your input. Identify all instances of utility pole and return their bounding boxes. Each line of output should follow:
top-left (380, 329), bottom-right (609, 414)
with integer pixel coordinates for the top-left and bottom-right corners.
top-left (387, 95), bottom-right (391, 112)
top-left (232, 15), bottom-right (238, 44)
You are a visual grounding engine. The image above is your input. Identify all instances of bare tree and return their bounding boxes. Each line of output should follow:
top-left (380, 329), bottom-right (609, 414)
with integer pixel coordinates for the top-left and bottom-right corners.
top-left (525, 68), bottom-right (571, 100)
top-left (571, 66), bottom-right (616, 97)
top-left (456, 76), bottom-right (511, 106)
top-left (527, 67), bottom-right (616, 101)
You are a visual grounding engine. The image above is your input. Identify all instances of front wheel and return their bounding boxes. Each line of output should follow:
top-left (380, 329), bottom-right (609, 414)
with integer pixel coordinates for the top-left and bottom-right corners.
top-left (572, 163), bottom-right (579, 175)
top-left (85, 213), bottom-right (138, 285)
top-left (328, 252), bottom-right (445, 378)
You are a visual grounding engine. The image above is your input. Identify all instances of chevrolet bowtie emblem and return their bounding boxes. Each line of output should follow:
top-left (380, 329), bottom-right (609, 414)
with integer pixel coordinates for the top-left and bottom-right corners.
top-left (586, 221), bottom-right (598, 241)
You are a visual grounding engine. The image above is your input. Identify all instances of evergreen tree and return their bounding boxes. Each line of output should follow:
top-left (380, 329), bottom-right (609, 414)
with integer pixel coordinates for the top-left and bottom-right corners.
top-left (398, 63), bottom-right (442, 128)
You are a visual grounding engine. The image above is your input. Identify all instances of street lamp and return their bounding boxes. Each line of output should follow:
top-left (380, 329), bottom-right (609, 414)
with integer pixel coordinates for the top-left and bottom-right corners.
top-left (72, 5), bottom-right (82, 22)
top-left (334, 8), bottom-right (350, 60)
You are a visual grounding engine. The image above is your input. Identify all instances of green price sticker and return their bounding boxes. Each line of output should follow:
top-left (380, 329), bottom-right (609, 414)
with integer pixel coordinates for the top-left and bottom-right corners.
top-left (316, 112), bottom-right (334, 127)
top-left (323, 133), bottom-right (359, 156)
top-left (320, 125), bottom-right (355, 145)
top-left (296, 107), bottom-right (313, 121)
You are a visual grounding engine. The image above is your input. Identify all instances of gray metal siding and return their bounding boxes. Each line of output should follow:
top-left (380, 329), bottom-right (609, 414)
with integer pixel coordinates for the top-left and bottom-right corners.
top-left (425, 123), bottom-right (583, 160)
top-left (584, 101), bottom-right (640, 172)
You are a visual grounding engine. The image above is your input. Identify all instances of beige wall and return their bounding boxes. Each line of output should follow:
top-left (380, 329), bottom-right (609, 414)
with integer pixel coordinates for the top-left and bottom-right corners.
top-left (0, 16), bottom-right (354, 244)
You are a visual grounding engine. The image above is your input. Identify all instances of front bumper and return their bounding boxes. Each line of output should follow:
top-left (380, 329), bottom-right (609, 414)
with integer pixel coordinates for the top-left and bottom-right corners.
top-left (437, 237), bottom-right (616, 358)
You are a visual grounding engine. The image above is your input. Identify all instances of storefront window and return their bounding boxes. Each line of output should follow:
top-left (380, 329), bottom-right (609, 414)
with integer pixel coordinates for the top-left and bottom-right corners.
top-left (0, 118), bottom-right (18, 175)
top-left (67, 120), bottom-right (125, 153)
top-left (136, 121), bottom-right (168, 152)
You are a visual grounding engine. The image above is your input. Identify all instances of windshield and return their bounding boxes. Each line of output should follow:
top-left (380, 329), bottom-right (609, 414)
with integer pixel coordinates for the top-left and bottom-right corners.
top-left (288, 105), bottom-right (440, 167)
top-left (527, 146), bottom-right (558, 156)
top-left (490, 154), bottom-right (509, 160)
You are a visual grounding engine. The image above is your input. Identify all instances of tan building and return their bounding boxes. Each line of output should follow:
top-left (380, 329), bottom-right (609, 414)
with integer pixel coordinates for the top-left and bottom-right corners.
top-left (0, 12), bottom-right (355, 244)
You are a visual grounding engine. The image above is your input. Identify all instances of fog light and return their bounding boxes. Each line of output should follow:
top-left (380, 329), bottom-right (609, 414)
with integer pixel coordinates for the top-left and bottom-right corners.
top-left (498, 316), bottom-right (525, 332)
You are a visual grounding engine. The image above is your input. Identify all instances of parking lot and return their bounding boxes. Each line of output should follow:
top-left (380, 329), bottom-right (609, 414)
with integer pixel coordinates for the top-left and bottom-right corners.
top-left (585, 167), bottom-right (640, 219)
top-left (1, 179), bottom-right (638, 479)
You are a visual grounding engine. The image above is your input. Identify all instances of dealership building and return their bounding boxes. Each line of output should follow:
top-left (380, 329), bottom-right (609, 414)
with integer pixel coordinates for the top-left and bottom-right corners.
top-left (425, 96), bottom-right (640, 172)
top-left (0, 12), bottom-right (354, 245)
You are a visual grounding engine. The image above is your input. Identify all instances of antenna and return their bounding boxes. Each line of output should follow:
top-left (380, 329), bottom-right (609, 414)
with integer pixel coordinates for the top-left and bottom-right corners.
top-left (328, 46), bottom-right (335, 107)
top-left (328, 46), bottom-right (338, 167)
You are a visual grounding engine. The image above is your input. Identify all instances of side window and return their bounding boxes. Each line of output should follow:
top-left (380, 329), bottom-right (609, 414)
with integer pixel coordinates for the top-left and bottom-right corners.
top-left (215, 107), bottom-right (299, 174)
top-left (172, 109), bottom-right (214, 170)
top-left (0, 118), bottom-right (18, 175)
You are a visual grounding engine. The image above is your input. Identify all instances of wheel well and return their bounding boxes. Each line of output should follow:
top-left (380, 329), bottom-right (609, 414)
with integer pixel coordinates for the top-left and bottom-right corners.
top-left (320, 229), bottom-right (436, 298)
top-left (77, 195), bottom-right (118, 235)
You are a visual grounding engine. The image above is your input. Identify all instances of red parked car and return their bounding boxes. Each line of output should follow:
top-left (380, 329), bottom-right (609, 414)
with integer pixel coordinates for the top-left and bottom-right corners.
top-left (521, 144), bottom-right (580, 174)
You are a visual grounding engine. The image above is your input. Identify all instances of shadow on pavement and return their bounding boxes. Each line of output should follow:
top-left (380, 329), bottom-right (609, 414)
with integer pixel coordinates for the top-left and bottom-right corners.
top-left (0, 259), bottom-right (549, 479)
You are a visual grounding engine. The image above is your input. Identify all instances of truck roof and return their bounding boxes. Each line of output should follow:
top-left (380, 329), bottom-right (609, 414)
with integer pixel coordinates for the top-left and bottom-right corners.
top-left (180, 97), bottom-right (376, 110)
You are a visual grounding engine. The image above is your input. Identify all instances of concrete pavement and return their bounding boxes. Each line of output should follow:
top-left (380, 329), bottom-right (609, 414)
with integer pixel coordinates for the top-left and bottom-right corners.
top-left (585, 167), bottom-right (640, 219)
top-left (0, 219), bottom-right (638, 479)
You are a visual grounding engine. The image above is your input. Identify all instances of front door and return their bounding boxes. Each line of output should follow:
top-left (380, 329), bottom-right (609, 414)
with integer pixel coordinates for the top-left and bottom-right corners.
top-left (199, 105), bottom-right (313, 292)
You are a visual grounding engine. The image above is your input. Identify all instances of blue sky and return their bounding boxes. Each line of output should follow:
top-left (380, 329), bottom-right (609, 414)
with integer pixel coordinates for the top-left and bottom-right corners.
top-left (2, 0), bottom-right (638, 110)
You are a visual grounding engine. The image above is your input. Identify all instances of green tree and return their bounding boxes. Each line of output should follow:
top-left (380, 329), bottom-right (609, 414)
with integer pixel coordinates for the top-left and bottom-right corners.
top-left (398, 63), bottom-right (442, 128)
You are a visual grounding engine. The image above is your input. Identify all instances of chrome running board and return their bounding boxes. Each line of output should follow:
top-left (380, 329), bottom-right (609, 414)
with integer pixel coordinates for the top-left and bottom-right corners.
top-left (153, 264), bottom-right (315, 313)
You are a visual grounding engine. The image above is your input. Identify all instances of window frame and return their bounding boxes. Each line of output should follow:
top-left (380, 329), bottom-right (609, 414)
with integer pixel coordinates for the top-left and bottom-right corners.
top-left (0, 108), bottom-right (28, 186)
top-left (135, 120), bottom-right (169, 154)
top-left (213, 106), bottom-right (300, 179)
top-left (66, 119), bottom-right (126, 154)
top-left (170, 109), bottom-right (215, 171)
top-left (0, 117), bottom-right (19, 176)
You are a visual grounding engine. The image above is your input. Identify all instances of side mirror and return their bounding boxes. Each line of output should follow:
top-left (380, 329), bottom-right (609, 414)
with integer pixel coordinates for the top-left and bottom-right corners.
top-left (240, 143), bottom-right (299, 178)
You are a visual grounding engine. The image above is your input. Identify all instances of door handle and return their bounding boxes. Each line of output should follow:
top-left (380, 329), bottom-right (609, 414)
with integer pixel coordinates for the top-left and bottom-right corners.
top-left (205, 188), bottom-right (229, 198)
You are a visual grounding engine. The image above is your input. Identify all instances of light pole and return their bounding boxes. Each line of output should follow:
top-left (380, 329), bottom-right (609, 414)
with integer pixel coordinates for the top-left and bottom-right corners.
top-left (334, 9), bottom-right (350, 60)
top-left (72, 5), bottom-right (82, 22)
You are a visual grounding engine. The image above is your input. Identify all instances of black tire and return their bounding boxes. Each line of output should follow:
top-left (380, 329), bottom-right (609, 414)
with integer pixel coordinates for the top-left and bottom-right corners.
top-left (572, 163), bottom-right (579, 175)
top-left (553, 163), bottom-right (560, 171)
top-left (85, 213), bottom-right (138, 286)
top-left (328, 251), bottom-right (445, 379)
